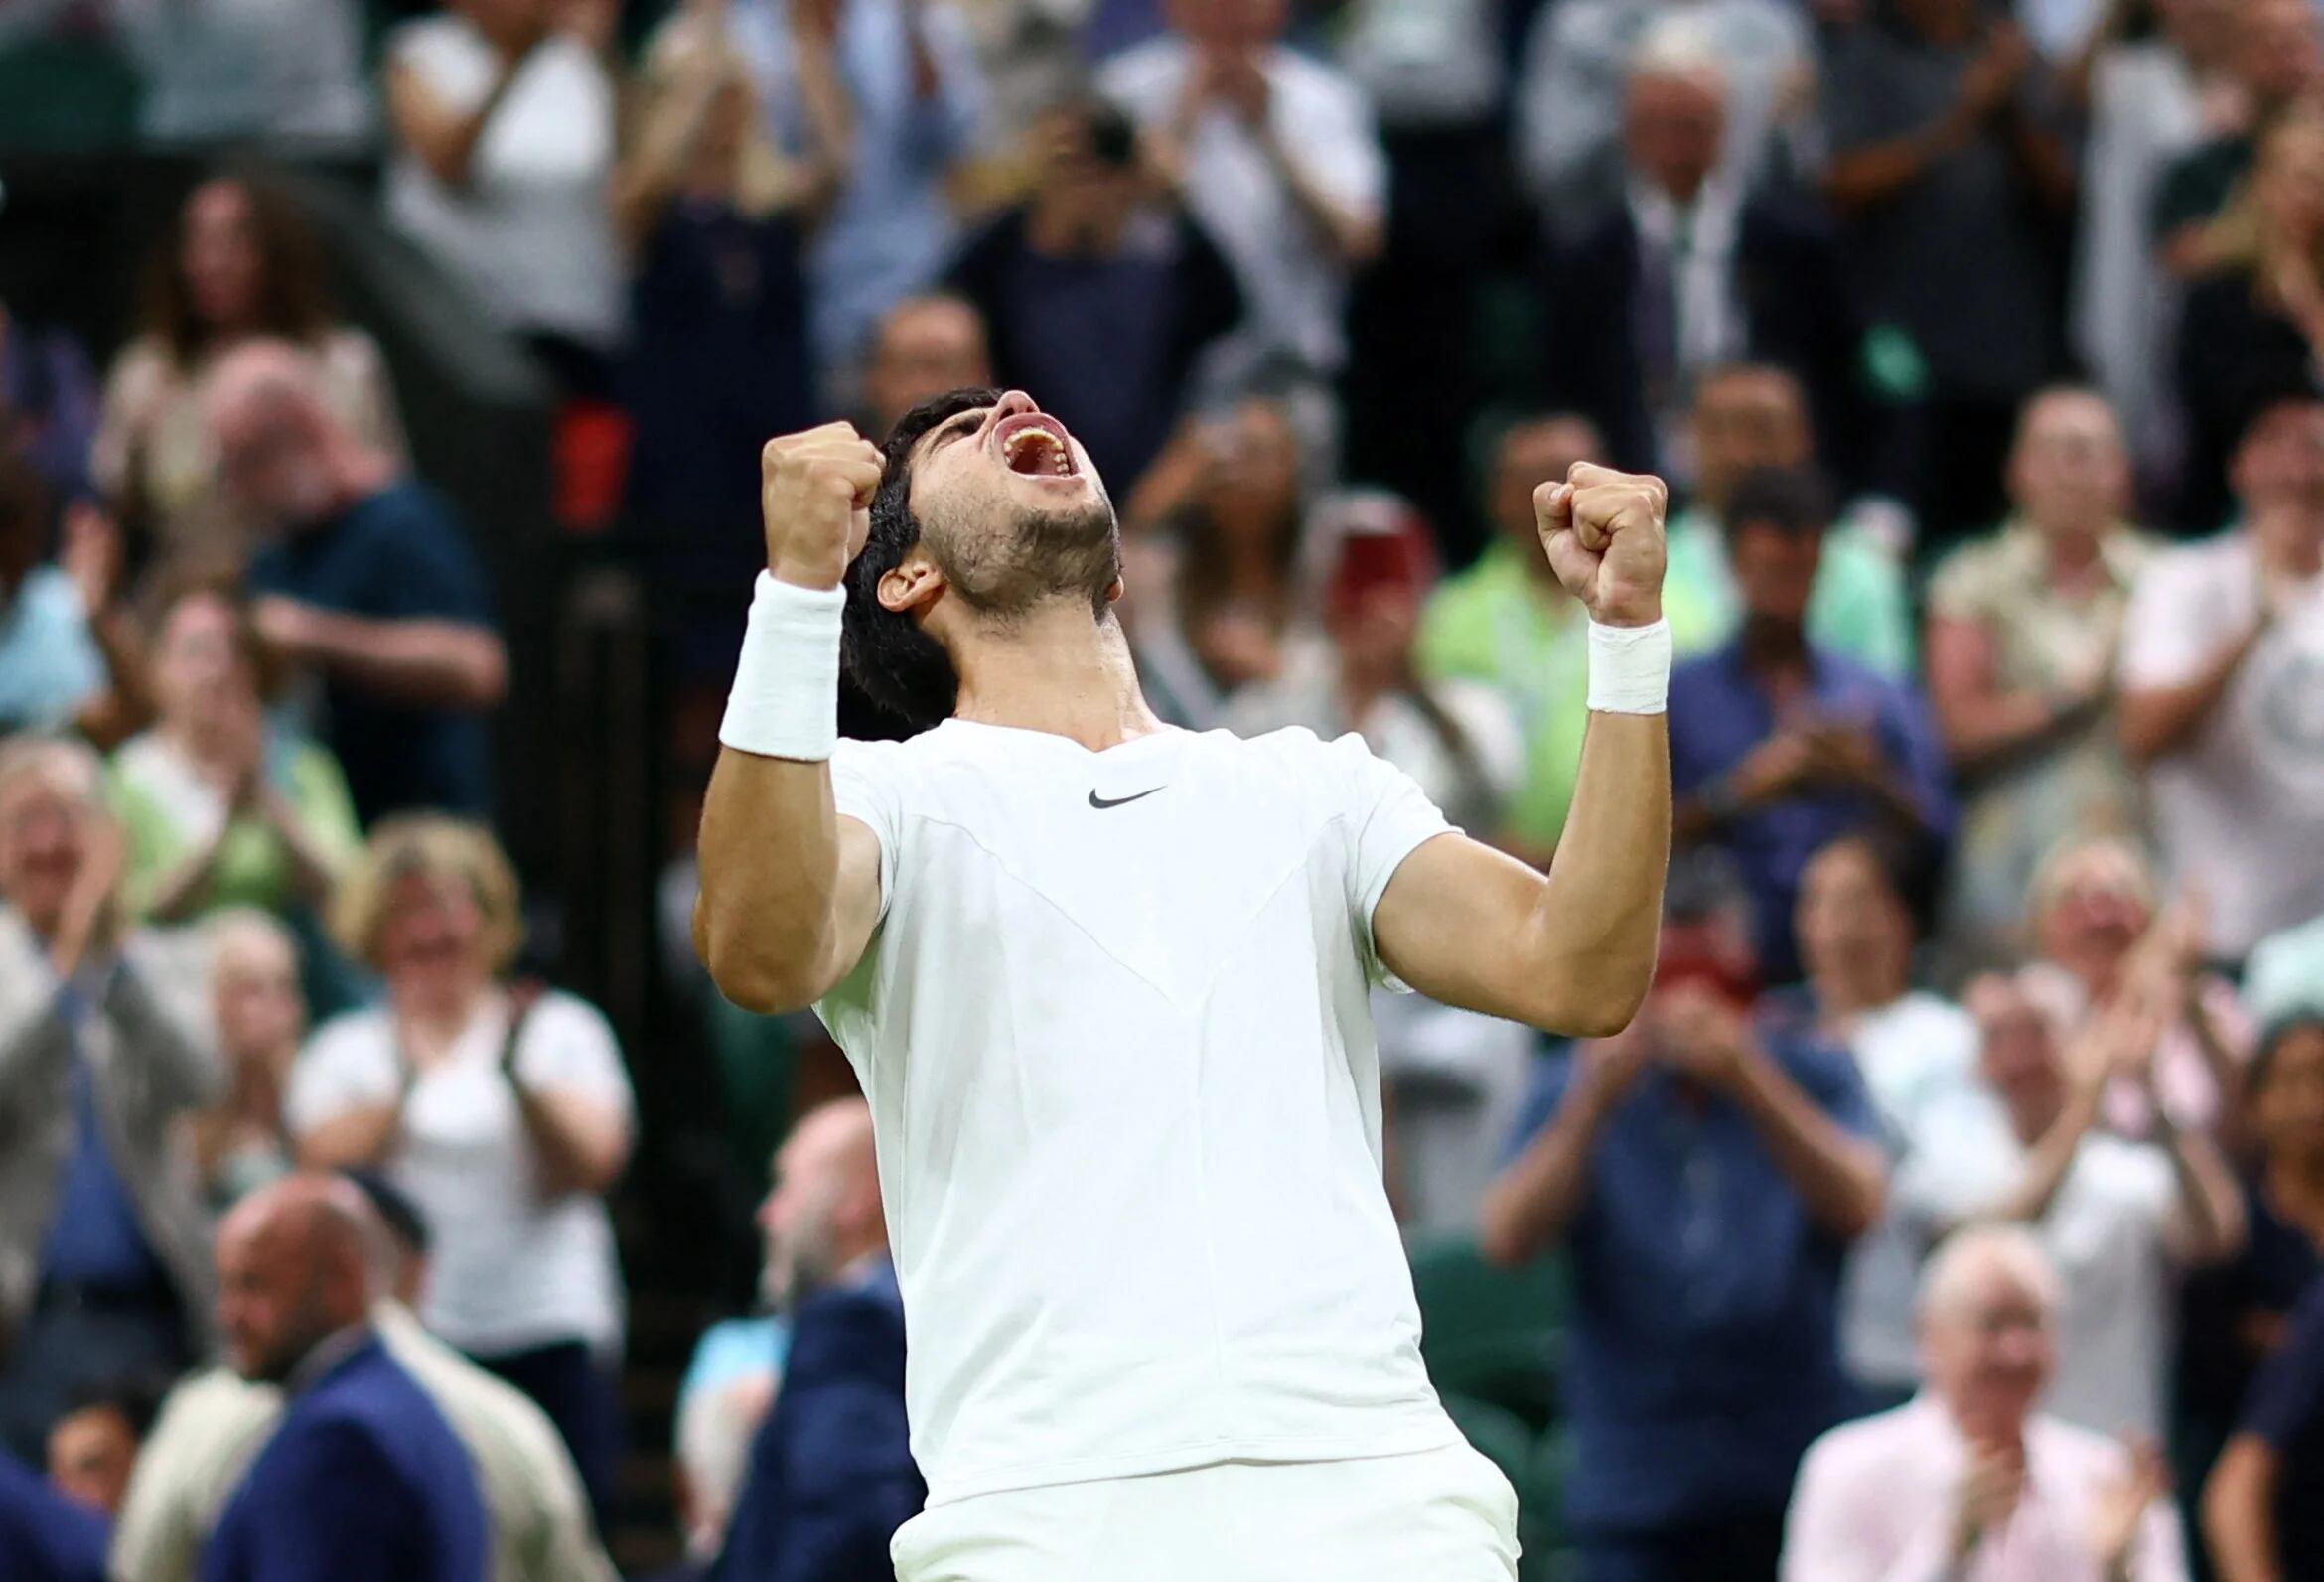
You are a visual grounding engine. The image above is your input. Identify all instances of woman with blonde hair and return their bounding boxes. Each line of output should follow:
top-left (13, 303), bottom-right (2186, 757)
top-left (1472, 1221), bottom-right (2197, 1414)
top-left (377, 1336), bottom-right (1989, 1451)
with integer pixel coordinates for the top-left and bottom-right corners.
top-left (2022, 833), bottom-right (2254, 1146)
top-left (286, 814), bottom-right (634, 1523)
top-left (2176, 104), bottom-right (2324, 528)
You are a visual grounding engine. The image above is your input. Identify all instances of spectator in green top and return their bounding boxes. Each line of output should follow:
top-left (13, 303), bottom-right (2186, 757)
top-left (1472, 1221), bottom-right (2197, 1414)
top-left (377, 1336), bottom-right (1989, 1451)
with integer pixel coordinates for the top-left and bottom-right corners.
top-left (1417, 412), bottom-right (1715, 864)
top-left (1663, 362), bottom-right (1917, 678)
top-left (107, 575), bottom-right (361, 928)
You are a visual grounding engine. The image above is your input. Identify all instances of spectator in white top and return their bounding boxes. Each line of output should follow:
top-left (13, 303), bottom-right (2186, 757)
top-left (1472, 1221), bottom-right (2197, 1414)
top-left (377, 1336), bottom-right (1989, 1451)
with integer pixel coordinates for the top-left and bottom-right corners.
top-left (287, 813), bottom-right (635, 1526)
top-left (1513, 0), bottom-right (1813, 231)
top-left (1892, 970), bottom-right (2244, 1440)
top-left (113, 0), bottom-right (373, 152)
top-left (1101, 0), bottom-right (1384, 388)
top-left (1787, 831), bottom-right (1981, 1406)
top-left (1783, 1224), bottom-right (2187, 1582)
top-left (384, 0), bottom-right (627, 395)
top-left (2119, 392), bottom-right (2324, 964)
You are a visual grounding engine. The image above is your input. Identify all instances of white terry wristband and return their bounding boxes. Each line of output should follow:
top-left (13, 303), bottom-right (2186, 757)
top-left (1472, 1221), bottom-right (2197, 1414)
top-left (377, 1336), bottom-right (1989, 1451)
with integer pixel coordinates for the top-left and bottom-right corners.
top-left (1586, 618), bottom-right (1672, 715)
top-left (719, 573), bottom-right (846, 760)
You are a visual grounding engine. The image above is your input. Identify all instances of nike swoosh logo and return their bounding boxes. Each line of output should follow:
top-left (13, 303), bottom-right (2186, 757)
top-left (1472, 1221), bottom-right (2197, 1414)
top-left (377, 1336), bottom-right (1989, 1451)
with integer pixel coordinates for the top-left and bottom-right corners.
top-left (1088, 787), bottom-right (1165, 810)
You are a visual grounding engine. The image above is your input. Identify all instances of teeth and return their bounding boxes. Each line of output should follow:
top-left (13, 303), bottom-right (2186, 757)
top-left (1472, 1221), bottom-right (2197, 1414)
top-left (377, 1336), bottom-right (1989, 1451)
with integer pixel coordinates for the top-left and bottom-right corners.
top-left (1004, 427), bottom-right (1071, 476)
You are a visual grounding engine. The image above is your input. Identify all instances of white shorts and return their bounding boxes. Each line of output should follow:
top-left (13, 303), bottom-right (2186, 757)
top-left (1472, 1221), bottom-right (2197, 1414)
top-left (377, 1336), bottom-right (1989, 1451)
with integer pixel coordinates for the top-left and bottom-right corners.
top-left (890, 1440), bottom-right (1521, 1582)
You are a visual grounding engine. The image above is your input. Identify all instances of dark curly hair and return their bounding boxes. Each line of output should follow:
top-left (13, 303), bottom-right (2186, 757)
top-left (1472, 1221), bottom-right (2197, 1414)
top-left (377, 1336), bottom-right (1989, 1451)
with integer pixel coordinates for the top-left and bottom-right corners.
top-left (841, 387), bottom-right (1003, 733)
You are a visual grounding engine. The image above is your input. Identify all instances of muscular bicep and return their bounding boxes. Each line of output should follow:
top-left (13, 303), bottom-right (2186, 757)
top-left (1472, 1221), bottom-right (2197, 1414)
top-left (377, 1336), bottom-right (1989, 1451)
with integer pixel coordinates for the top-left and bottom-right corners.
top-left (694, 749), bottom-right (889, 1015)
top-left (1372, 832), bottom-right (1575, 1028)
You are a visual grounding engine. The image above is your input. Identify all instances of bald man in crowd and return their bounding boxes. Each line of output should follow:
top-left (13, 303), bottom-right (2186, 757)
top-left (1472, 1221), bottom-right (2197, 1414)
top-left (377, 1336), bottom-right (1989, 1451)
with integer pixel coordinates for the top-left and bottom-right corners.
top-left (114, 1171), bottom-right (612, 1582)
top-left (713, 1098), bottom-right (920, 1582)
top-left (203, 341), bottom-right (507, 824)
top-left (196, 1175), bottom-right (487, 1582)
top-left (1784, 1225), bottom-right (2184, 1581)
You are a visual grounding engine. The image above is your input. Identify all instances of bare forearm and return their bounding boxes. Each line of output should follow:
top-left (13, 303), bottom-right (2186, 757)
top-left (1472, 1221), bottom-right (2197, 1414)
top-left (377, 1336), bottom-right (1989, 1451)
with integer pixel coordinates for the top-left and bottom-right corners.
top-left (1480, 1073), bottom-right (1617, 1265)
top-left (1938, 685), bottom-right (2081, 769)
top-left (1728, 1047), bottom-right (1886, 1239)
top-left (1824, 118), bottom-right (1967, 212)
top-left (2161, 1111), bottom-right (2247, 1263)
top-left (2008, 115), bottom-right (2077, 209)
top-left (1990, 1086), bottom-right (2101, 1222)
top-left (795, 40), bottom-right (855, 210)
top-left (261, 795), bottom-right (347, 906)
top-left (395, 56), bottom-right (527, 189)
top-left (298, 1105), bottom-right (404, 1170)
top-left (2204, 1442), bottom-right (2282, 1582)
top-left (1261, 130), bottom-right (1381, 264)
top-left (292, 613), bottom-right (507, 709)
top-left (145, 834), bottom-right (228, 923)
top-left (1527, 713), bottom-right (1670, 1035)
top-left (511, 1085), bottom-right (629, 1197)
top-left (693, 750), bottom-right (847, 1014)
top-left (2122, 632), bottom-right (2260, 763)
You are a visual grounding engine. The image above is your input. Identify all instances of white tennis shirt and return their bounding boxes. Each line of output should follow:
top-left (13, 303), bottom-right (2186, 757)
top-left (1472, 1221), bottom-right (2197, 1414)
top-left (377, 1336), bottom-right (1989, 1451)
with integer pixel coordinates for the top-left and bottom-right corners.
top-left (817, 719), bottom-right (1465, 1504)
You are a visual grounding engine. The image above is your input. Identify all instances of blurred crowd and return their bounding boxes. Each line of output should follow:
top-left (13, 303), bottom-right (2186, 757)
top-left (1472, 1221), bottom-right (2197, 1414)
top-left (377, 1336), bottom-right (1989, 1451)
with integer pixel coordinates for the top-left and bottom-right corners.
top-left (5, 0), bottom-right (2324, 1578)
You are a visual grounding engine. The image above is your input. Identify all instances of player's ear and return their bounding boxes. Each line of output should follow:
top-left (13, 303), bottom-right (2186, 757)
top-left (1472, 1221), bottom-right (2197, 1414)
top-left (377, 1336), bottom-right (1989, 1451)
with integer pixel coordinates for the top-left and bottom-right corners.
top-left (1102, 574), bottom-right (1125, 606)
top-left (877, 547), bottom-right (945, 615)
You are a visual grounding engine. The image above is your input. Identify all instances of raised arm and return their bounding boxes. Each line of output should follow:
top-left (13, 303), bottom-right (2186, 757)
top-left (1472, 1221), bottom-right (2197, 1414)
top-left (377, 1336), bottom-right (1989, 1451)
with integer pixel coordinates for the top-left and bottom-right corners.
top-left (694, 426), bottom-right (890, 1016)
top-left (253, 601), bottom-right (508, 711)
top-left (1374, 466), bottom-right (1670, 1038)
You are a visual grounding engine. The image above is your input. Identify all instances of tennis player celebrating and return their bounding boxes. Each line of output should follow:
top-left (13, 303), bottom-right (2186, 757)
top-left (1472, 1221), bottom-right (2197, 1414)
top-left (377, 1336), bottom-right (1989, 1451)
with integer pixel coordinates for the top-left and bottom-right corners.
top-left (695, 389), bottom-right (1671, 1580)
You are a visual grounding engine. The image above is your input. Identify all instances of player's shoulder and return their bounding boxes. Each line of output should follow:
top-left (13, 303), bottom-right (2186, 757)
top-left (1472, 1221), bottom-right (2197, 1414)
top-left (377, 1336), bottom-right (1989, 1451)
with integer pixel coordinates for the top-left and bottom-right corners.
top-left (1220, 723), bottom-right (1381, 775)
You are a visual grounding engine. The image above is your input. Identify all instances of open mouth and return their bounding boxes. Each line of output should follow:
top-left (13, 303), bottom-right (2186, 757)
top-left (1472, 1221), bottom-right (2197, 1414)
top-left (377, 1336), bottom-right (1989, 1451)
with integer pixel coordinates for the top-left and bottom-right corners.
top-left (995, 413), bottom-right (1079, 479)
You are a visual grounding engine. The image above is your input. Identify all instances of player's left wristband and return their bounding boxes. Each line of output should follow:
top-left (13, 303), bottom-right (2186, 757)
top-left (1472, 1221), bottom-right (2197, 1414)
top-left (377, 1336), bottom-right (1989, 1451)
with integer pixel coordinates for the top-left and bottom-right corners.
top-left (719, 572), bottom-right (845, 760)
top-left (1586, 617), bottom-right (1671, 715)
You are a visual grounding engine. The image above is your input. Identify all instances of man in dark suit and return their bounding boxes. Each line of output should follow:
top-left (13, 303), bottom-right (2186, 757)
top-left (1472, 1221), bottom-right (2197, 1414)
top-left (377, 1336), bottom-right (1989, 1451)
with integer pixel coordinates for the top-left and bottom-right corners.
top-left (714, 1099), bottom-right (920, 1582)
top-left (0, 1450), bottom-right (106, 1582)
top-left (199, 1175), bottom-right (488, 1582)
top-left (1539, 21), bottom-right (1864, 490)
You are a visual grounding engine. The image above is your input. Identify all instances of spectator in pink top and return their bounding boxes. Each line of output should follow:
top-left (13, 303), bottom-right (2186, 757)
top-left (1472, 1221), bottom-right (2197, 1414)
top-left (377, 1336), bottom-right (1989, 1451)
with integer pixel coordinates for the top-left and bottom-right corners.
top-left (2023, 835), bottom-right (2254, 1146)
top-left (1782, 1224), bottom-right (2187, 1582)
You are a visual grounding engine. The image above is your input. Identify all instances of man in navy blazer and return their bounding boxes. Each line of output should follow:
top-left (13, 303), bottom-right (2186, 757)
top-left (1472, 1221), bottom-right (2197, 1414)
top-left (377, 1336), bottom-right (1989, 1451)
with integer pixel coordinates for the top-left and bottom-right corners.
top-left (199, 1175), bottom-right (488, 1582)
top-left (713, 1099), bottom-right (921, 1582)
top-left (1537, 27), bottom-right (1870, 487)
top-left (0, 1450), bottom-right (107, 1582)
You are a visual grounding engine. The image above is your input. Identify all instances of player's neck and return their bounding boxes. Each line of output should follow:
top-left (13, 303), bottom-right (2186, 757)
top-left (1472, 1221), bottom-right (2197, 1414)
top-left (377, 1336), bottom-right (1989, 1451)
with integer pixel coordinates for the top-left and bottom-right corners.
top-left (951, 603), bottom-right (1166, 751)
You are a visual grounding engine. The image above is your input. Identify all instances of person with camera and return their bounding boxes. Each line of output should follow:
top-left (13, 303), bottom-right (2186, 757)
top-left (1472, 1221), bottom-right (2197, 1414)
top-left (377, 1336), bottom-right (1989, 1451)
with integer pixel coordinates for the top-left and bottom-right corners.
top-left (945, 91), bottom-right (1244, 498)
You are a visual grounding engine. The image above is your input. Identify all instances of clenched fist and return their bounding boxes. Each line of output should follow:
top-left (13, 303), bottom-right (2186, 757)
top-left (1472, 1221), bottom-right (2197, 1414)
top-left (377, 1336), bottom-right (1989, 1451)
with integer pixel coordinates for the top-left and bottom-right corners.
top-left (762, 422), bottom-right (886, 590)
top-left (1535, 462), bottom-right (1668, 629)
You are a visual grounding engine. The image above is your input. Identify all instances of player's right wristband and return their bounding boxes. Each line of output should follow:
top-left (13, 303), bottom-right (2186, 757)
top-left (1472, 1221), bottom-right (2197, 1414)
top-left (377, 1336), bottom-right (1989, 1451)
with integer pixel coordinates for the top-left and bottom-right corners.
top-left (1585, 618), bottom-right (1672, 715)
top-left (719, 572), bottom-right (845, 760)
